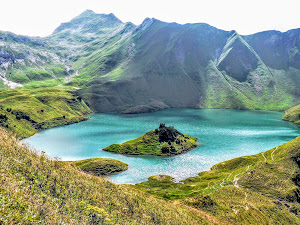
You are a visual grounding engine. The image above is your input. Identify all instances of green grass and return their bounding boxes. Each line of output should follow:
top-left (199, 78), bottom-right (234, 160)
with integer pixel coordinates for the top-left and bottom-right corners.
top-left (22, 79), bottom-right (65, 89)
top-left (0, 127), bottom-right (211, 224)
top-left (103, 124), bottom-right (199, 156)
top-left (71, 158), bottom-right (128, 176)
top-left (0, 88), bottom-right (91, 138)
top-left (203, 61), bottom-right (297, 111)
top-left (283, 103), bottom-right (300, 124)
top-left (134, 136), bottom-right (300, 224)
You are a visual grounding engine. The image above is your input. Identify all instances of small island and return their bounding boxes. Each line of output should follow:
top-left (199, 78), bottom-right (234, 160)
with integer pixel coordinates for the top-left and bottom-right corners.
top-left (71, 158), bottom-right (128, 176)
top-left (103, 124), bottom-right (199, 156)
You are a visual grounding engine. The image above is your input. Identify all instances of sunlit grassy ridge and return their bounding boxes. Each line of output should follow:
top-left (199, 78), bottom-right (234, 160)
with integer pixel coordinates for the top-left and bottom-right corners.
top-left (0, 127), bottom-right (215, 224)
top-left (135, 136), bottom-right (300, 224)
top-left (0, 88), bottom-right (91, 138)
top-left (283, 104), bottom-right (300, 124)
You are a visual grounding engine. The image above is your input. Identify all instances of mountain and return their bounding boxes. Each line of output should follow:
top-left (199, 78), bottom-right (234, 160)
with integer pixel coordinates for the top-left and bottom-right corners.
top-left (0, 10), bottom-right (300, 113)
top-left (0, 31), bottom-right (67, 89)
top-left (0, 88), bottom-right (91, 138)
top-left (53, 10), bottom-right (123, 35)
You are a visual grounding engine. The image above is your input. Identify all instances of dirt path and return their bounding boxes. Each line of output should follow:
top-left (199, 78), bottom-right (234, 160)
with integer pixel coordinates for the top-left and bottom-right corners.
top-left (233, 173), bottom-right (241, 188)
top-left (271, 147), bottom-right (278, 161)
top-left (261, 152), bottom-right (267, 162)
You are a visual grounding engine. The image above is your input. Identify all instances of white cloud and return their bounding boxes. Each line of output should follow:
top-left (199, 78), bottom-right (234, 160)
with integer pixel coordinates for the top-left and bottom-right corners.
top-left (0, 0), bottom-right (299, 37)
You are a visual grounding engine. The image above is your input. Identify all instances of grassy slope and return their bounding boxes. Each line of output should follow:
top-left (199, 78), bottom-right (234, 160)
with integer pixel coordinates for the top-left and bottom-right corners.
top-left (283, 104), bottom-right (300, 124)
top-left (0, 88), bottom-right (91, 138)
top-left (71, 158), bottom-right (128, 176)
top-left (0, 127), bottom-right (215, 224)
top-left (103, 125), bottom-right (198, 156)
top-left (135, 136), bottom-right (300, 224)
top-left (0, 32), bottom-right (68, 86)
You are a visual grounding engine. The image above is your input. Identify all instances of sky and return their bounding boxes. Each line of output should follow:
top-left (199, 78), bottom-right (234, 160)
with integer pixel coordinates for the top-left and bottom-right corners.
top-left (0, 0), bottom-right (299, 37)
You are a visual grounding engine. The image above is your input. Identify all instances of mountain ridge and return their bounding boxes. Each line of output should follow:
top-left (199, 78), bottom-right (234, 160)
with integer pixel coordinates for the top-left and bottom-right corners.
top-left (0, 10), bottom-right (299, 112)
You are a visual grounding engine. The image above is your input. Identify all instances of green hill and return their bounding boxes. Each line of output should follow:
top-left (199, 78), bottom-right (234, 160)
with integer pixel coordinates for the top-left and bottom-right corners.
top-left (0, 88), bottom-right (91, 138)
top-left (283, 103), bottom-right (300, 124)
top-left (103, 124), bottom-right (199, 156)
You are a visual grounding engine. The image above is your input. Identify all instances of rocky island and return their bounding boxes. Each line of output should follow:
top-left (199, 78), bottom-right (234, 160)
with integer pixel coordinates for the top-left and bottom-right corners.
top-left (103, 124), bottom-right (199, 156)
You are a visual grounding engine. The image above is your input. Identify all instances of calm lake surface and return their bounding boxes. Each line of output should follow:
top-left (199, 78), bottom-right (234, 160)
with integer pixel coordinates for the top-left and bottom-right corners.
top-left (24, 109), bottom-right (300, 184)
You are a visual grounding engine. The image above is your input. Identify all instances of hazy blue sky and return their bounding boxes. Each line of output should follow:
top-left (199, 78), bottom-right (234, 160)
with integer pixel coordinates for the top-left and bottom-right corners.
top-left (1, 0), bottom-right (299, 37)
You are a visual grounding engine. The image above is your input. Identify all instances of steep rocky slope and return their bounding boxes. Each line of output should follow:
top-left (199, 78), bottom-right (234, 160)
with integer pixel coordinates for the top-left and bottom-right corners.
top-left (74, 15), bottom-right (300, 112)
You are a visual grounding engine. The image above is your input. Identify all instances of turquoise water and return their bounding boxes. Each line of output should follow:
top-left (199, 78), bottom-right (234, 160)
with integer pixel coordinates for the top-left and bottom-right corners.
top-left (24, 109), bottom-right (300, 184)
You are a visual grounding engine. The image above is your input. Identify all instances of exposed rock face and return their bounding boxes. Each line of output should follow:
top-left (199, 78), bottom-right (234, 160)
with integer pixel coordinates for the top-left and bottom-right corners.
top-left (156, 123), bottom-right (182, 143)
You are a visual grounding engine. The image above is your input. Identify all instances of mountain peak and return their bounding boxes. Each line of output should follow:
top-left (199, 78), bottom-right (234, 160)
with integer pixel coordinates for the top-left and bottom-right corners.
top-left (52, 10), bottom-right (123, 35)
top-left (80, 9), bottom-right (96, 15)
top-left (133, 17), bottom-right (157, 33)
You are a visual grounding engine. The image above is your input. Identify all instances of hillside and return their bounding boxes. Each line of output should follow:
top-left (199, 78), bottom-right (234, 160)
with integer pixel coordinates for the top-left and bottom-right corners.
top-left (0, 88), bottom-right (91, 138)
top-left (0, 10), bottom-right (299, 112)
top-left (75, 17), bottom-right (300, 112)
top-left (0, 127), bottom-right (217, 224)
top-left (0, 31), bottom-right (68, 89)
top-left (103, 124), bottom-right (199, 156)
top-left (134, 135), bottom-right (300, 224)
top-left (1, 116), bottom-right (300, 224)
top-left (283, 103), bottom-right (300, 124)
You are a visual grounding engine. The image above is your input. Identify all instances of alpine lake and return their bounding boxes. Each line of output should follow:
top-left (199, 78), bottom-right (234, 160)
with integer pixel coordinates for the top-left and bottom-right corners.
top-left (25, 109), bottom-right (300, 184)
